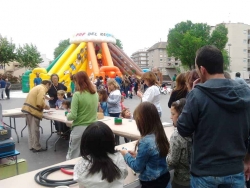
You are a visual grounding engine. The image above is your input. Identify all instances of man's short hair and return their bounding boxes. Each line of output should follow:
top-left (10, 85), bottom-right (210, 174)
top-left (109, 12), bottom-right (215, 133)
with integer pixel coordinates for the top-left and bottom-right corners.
top-left (235, 72), bottom-right (241, 77)
top-left (196, 45), bottom-right (224, 75)
top-left (41, 80), bottom-right (51, 85)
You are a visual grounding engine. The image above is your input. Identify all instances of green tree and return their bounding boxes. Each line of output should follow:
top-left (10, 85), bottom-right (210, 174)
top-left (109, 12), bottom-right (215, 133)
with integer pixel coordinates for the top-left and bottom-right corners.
top-left (0, 37), bottom-right (16, 71)
top-left (17, 44), bottom-right (43, 69)
top-left (116, 39), bottom-right (123, 49)
top-left (222, 49), bottom-right (230, 71)
top-left (54, 39), bottom-right (70, 59)
top-left (167, 21), bottom-right (228, 70)
top-left (209, 24), bottom-right (228, 51)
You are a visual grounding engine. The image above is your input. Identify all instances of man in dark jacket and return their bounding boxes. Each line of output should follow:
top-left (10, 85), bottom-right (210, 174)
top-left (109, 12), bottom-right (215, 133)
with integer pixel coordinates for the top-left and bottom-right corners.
top-left (177, 45), bottom-right (250, 187)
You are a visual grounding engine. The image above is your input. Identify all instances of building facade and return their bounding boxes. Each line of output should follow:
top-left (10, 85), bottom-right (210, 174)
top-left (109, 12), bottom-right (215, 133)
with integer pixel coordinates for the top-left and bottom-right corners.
top-left (130, 49), bottom-right (148, 69)
top-left (226, 23), bottom-right (250, 78)
top-left (212, 22), bottom-right (250, 78)
top-left (147, 42), bottom-right (179, 77)
top-left (130, 42), bottom-right (179, 78)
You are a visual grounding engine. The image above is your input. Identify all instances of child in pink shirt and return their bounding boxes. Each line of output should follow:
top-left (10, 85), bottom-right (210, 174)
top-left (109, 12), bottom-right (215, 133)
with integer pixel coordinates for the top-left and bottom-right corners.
top-left (120, 95), bottom-right (126, 110)
top-left (120, 108), bottom-right (132, 143)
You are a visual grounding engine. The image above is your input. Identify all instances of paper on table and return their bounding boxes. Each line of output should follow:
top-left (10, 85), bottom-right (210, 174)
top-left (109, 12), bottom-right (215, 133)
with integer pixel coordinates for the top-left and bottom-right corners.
top-left (162, 122), bottom-right (172, 127)
top-left (100, 118), bottom-right (111, 121)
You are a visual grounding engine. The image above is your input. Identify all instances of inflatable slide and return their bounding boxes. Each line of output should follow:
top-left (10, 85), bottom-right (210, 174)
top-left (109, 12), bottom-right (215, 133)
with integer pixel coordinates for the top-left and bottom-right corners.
top-left (22, 32), bottom-right (143, 92)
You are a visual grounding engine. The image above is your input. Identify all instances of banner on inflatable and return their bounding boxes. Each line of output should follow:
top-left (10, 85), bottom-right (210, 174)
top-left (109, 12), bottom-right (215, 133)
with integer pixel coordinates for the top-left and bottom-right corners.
top-left (70, 32), bottom-right (116, 44)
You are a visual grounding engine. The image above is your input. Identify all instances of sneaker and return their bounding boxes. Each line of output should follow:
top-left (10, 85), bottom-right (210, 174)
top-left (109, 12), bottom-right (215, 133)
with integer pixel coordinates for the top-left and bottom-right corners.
top-left (33, 148), bottom-right (47, 152)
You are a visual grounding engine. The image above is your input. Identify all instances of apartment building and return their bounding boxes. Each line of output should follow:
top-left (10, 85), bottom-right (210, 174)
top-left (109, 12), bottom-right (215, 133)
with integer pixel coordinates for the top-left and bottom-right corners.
top-left (147, 42), bottom-right (179, 77)
top-left (130, 49), bottom-right (148, 69)
top-left (212, 22), bottom-right (250, 78)
top-left (131, 42), bottom-right (179, 77)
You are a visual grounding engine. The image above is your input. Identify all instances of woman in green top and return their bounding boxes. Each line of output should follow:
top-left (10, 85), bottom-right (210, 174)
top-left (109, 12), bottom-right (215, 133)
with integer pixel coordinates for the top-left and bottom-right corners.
top-left (66, 71), bottom-right (98, 160)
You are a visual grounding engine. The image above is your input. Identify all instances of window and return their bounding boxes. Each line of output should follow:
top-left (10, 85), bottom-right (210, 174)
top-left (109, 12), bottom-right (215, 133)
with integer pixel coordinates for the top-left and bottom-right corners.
top-left (243, 58), bottom-right (247, 62)
top-left (244, 39), bottom-right (247, 43)
top-left (160, 63), bottom-right (163, 67)
top-left (164, 55), bottom-right (166, 57)
top-left (168, 58), bottom-right (171, 61)
top-left (160, 59), bottom-right (163, 62)
top-left (175, 62), bottom-right (179, 66)
top-left (244, 30), bottom-right (247, 34)
top-left (244, 49), bottom-right (247, 53)
top-left (160, 55), bottom-right (163, 57)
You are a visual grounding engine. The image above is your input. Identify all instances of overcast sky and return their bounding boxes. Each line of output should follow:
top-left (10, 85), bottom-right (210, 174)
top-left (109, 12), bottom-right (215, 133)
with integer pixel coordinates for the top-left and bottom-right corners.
top-left (0, 0), bottom-right (249, 60)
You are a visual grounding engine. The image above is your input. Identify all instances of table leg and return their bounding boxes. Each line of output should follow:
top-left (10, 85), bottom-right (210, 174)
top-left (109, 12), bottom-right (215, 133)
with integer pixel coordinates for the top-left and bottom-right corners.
top-left (21, 125), bottom-right (27, 137)
top-left (15, 156), bottom-right (19, 175)
top-left (13, 118), bottom-right (19, 143)
top-left (39, 126), bottom-right (43, 134)
top-left (9, 117), bottom-right (12, 128)
top-left (45, 120), bottom-right (54, 149)
top-left (54, 136), bottom-right (61, 152)
top-left (21, 118), bottom-right (28, 137)
top-left (7, 117), bottom-right (19, 143)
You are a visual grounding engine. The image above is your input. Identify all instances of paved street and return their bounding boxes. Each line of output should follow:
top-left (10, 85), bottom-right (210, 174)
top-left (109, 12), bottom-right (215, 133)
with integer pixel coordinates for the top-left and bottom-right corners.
top-left (1, 91), bottom-right (172, 172)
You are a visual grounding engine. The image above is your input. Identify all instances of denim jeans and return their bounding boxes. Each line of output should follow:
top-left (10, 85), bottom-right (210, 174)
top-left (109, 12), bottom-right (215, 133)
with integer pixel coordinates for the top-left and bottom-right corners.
top-left (140, 172), bottom-right (171, 188)
top-left (191, 172), bottom-right (245, 188)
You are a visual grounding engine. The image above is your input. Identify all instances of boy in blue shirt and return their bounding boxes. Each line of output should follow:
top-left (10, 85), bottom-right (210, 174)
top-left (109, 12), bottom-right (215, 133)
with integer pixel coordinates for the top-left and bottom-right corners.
top-left (34, 73), bottom-right (42, 86)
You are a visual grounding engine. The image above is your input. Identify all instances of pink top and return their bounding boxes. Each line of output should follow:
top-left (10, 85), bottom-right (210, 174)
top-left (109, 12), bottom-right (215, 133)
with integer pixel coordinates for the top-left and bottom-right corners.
top-left (120, 102), bottom-right (126, 110)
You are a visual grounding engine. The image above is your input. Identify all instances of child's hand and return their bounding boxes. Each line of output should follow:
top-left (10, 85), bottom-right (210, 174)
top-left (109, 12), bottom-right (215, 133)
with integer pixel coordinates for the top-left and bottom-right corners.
top-left (119, 149), bottom-right (128, 156)
top-left (128, 150), bottom-right (137, 158)
top-left (137, 91), bottom-right (142, 98)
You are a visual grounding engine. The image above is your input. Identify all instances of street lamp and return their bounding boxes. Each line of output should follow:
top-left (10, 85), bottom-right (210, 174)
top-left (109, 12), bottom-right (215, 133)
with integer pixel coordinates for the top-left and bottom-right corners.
top-left (228, 44), bottom-right (232, 71)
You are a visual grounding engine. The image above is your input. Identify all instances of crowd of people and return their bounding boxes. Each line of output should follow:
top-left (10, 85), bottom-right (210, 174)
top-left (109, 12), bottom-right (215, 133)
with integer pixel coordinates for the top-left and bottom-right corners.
top-left (19, 45), bottom-right (250, 188)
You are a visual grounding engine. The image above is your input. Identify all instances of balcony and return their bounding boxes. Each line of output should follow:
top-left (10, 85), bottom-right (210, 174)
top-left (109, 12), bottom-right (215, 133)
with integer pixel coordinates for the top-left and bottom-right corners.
top-left (165, 62), bottom-right (176, 68)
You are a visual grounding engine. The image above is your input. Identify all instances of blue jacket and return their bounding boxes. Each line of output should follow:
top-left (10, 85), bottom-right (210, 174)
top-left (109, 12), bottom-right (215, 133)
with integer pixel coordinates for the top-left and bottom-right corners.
top-left (115, 76), bottom-right (122, 85)
top-left (100, 101), bottom-right (109, 116)
top-left (124, 134), bottom-right (168, 181)
top-left (0, 80), bottom-right (6, 88)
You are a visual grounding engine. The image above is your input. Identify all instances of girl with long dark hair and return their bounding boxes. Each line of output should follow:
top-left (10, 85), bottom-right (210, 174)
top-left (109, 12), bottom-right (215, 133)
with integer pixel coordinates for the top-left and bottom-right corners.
top-left (74, 121), bottom-right (128, 188)
top-left (120, 102), bottom-right (171, 188)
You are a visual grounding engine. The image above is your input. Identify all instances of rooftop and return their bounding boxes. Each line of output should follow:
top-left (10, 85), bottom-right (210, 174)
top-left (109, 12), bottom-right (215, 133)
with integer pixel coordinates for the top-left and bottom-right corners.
top-left (147, 42), bottom-right (167, 52)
